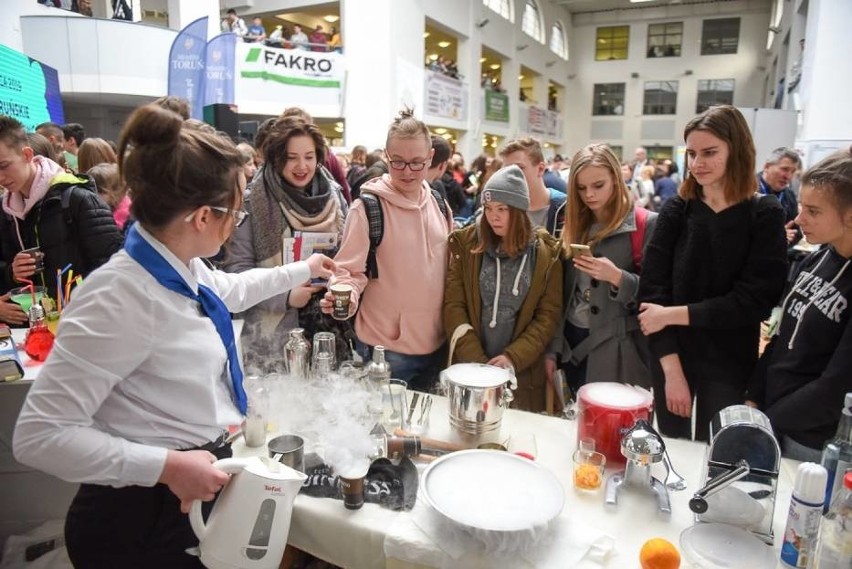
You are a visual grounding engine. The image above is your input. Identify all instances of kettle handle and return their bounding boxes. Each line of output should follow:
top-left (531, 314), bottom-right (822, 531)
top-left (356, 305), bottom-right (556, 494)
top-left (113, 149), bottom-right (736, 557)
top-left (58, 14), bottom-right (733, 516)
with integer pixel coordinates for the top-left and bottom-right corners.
top-left (188, 458), bottom-right (253, 542)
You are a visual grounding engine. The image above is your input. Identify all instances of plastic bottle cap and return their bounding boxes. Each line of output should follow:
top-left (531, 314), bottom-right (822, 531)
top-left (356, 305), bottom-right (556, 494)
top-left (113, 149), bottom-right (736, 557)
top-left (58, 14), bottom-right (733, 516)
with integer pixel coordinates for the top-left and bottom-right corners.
top-left (793, 462), bottom-right (828, 504)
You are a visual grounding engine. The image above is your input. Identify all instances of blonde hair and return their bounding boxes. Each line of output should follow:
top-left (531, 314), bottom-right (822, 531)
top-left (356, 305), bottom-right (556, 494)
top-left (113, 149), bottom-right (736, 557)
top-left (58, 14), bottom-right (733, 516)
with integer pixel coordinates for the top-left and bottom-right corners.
top-left (499, 137), bottom-right (545, 165)
top-left (385, 107), bottom-right (430, 149)
top-left (564, 144), bottom-right (633, 249)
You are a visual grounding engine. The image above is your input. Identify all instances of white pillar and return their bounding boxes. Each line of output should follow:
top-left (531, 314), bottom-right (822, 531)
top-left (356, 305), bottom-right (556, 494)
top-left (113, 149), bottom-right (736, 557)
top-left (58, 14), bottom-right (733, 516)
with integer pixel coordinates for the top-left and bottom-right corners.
top-left (167, 0), bottom-right (219, 38)
top-left (341, 0), bottom-right (425, 150)
top-left (797, 0), bottom-right (852, 152)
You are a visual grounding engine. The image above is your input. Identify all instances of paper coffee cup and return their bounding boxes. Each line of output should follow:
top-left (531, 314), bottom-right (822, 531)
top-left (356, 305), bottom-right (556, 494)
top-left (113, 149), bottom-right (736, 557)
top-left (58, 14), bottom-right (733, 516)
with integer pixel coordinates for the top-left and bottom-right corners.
top-left (330, 283), bottom-right (352, 320)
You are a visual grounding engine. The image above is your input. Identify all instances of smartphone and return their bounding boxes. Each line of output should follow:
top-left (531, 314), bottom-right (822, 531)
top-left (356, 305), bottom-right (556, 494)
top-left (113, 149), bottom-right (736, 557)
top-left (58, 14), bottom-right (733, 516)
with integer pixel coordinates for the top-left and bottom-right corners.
top-left (569, 244), bottom-right (592, 257)
top-left (310, 278), bottom-right (329, 287)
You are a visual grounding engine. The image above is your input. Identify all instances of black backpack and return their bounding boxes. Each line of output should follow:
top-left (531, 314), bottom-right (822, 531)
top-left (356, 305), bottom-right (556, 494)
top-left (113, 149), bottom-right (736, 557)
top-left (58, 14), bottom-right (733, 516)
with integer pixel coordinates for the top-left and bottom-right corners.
top-left (359, 188), bottom-right (449, 279)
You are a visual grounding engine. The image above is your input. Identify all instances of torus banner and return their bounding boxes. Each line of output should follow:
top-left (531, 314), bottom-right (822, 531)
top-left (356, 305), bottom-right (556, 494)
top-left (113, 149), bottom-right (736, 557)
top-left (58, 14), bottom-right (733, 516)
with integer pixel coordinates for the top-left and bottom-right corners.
top-left (0, 45), bottom-right (64, 131)
top-left (204, 33), bottom-right (237, 107)
top-left (235, 43), bottom-right (344, 116)
top-left (167, 16), bottom-right (207, 120)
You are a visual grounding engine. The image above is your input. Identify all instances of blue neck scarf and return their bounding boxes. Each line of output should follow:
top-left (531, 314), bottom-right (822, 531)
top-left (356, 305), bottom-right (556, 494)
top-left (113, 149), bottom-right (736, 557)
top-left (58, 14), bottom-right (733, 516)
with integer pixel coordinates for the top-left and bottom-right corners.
top-left (124, 224), bottom-right (247, 414)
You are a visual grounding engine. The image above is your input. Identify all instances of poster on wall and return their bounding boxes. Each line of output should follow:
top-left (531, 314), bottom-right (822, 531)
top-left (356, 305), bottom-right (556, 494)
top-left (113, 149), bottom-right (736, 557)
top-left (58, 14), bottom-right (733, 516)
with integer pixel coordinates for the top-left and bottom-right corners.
top-left (235, 43), bottom-right (344, 116)
top-left (424, 70), bottom-right (467, 121)
top-left (527, 106), bottom-right (560, 138)
top-left (0, 45), bottom-right (64, 131)
top-left (484, 90), bottom-right (509, 122)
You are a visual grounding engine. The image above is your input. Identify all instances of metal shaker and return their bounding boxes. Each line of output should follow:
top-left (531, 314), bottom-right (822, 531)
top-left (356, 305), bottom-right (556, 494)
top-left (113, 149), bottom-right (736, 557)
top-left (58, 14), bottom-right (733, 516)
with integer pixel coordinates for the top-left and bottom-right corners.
top-left (284, 328), bottom-right (311, 379)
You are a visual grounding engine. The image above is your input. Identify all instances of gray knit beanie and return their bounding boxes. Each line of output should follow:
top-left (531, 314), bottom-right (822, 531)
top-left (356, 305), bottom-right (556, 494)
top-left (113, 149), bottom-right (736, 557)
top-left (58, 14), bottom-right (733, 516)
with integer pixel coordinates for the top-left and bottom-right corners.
top-left (480, 164), bottom-right (530, 211)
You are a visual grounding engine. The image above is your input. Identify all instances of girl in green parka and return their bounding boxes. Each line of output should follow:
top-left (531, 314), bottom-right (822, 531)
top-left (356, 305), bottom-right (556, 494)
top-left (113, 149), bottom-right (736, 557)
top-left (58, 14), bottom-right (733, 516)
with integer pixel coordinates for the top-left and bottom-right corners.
top-left (443, 164), bottom-right (563, 413)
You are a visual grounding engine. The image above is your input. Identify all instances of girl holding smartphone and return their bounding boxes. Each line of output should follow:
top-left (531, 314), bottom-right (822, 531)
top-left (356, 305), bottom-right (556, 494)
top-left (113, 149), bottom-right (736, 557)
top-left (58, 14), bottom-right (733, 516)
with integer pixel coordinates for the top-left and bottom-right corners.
top-left (546, 144), bottom-right (658, 397)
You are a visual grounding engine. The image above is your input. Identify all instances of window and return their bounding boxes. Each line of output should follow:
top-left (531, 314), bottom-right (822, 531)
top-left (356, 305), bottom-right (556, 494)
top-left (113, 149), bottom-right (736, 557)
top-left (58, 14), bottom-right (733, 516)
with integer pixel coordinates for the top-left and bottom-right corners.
top-left (647, 22), bottom-right (682, 57)
top-left (701, 18), bottom-right (740, 55)
top-left (607, 145), bottom-right (624, 161)
top-left (696, 79), bottom-right (735, 113)
top-left (646, 146), bottom-right (673, 161)
top-left (595, 26), bottom-right (629, 61)
top-left (483, 0), bottom-right (512, 22)
top-left (593, 83), bottom-right (625, 116)
top-left (522, 1), bottom-right (544, 43)
top-left (550, 21), bottom-right (568, 59)
top-left (643, 81), bottom-right (678, 115)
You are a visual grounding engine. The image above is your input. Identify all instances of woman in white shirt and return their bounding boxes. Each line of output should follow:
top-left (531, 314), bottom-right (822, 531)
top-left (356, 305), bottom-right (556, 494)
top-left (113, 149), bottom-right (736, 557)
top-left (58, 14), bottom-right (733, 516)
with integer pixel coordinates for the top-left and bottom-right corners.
top-left (13, 104), bottom-right (333, 568)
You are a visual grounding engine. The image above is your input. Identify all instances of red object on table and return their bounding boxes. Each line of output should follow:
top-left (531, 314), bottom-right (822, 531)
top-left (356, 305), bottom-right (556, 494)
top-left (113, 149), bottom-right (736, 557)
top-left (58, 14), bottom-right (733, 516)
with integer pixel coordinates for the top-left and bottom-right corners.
top-left (576, 383), bottom-right (653, 465)
top-left (24, 325), bottom-right (54, 362)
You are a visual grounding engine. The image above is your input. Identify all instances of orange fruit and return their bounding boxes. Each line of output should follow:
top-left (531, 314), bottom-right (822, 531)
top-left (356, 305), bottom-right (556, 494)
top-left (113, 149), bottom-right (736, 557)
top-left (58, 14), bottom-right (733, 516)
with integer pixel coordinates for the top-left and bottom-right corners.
top-left (639, 537), bottom-right (681, 569)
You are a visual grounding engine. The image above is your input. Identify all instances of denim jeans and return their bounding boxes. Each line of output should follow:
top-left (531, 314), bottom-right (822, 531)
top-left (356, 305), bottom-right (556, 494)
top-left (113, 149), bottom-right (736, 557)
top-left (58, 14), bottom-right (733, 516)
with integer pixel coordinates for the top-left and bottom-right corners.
top-left (355, 340), bottom-right (446, 393)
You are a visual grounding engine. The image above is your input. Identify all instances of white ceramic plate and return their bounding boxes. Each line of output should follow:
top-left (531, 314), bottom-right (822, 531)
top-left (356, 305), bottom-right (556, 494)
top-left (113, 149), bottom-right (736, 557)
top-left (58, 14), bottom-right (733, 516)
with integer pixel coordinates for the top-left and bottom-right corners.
top-left (680, 523), bottom-right (776, 569)
top-left (421, 449), bottom-right (565, 532)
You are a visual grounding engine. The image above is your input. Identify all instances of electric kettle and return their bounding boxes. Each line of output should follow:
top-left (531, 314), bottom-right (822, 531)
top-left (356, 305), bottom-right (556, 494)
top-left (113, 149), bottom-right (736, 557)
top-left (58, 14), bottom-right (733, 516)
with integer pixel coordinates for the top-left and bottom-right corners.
top-left (189, 456), bottom-right (307, 569)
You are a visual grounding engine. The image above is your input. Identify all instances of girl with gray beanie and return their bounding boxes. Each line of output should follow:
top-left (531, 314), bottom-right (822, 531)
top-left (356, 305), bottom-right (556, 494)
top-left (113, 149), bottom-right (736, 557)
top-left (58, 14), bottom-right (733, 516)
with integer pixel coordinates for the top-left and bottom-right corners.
top-left (444, 164), bottom-right (564, 412)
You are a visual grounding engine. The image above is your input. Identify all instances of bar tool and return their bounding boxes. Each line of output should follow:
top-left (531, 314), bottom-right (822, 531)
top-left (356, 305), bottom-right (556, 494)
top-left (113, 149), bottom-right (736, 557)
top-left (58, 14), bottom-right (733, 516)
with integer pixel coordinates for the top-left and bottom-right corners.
top-left (605, 419), bottom-right (671, 514)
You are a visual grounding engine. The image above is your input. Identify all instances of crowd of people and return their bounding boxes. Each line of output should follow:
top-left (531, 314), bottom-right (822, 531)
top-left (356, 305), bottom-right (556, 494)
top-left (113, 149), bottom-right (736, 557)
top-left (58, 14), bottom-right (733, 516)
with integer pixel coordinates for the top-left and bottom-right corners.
top-left (221, 10), bottom-right (342, 53)
top-left (1, 98), bottom-right (849, 566)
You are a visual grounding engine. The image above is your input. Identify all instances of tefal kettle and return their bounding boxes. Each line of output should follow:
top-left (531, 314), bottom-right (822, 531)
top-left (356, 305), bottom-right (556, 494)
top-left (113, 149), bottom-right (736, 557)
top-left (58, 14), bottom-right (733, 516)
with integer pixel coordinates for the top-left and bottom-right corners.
top-left (189, 456), bottom-right (307, 569)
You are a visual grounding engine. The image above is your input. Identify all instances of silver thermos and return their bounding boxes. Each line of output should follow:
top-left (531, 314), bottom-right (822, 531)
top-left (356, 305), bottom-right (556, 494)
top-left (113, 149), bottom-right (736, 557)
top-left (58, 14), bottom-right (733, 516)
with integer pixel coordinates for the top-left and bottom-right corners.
top-left (284, 328), bottom-right (311, 379)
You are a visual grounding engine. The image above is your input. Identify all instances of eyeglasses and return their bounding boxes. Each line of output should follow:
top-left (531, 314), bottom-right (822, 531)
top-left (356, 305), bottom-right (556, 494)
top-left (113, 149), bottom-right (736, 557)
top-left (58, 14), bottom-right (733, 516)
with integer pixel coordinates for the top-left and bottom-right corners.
top-left (184, 206), bottom-right (249, 227)
top-left (387, 159), bottom-right (429, 172)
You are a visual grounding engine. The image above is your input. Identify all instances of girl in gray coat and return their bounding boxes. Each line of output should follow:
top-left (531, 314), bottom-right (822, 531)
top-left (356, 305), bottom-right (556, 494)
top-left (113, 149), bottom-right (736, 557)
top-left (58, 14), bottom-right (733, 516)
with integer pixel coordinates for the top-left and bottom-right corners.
top-left (546, 144), bottom-right (657, 396)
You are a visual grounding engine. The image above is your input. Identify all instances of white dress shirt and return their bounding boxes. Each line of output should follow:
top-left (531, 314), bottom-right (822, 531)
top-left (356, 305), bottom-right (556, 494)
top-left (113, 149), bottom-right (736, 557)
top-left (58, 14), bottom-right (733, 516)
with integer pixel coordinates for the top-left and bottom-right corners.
top-left (13, 226), bottom-right (310, 487)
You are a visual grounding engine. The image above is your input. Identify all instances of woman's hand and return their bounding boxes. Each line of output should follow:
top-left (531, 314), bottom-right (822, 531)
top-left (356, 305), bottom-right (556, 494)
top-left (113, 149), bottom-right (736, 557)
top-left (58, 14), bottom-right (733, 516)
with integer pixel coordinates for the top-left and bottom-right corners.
top-left (159, 449), bottom-right (231, 513)
top-left (572, 255), bottom-right (623, 288)
top-left (288, 283), bottom-right (324, 309)
top-left (665, 374), bottom-right (692, 418)
top-left (305, 253), bottom-right (335, 280)
top-left (638, 303), bottom-right (669, 335)
top-left (487, 354), bottom-right (514, 370)
top-left (0, 293), bottom-right (28, 325)
top-left (544, 355), bottom-right (557, 385)
top-left (11, 252), bottom-right (37, 282)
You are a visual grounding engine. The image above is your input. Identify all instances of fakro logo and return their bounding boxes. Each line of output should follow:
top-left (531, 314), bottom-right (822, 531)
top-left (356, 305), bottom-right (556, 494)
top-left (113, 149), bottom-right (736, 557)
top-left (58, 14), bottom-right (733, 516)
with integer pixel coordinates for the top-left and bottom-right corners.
top-left (258, 50), bottom-right (333, 73)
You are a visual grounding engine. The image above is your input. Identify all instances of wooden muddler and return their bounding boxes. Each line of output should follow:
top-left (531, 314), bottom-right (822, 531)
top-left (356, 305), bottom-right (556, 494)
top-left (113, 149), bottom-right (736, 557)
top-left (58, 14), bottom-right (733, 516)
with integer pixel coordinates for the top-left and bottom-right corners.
top-left (393, 428), bottom-right (465, 453)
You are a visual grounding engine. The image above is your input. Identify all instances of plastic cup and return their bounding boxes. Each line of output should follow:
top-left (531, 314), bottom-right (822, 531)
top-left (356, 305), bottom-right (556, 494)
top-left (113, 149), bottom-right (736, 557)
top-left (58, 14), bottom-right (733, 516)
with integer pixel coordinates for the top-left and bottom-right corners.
top-left (10, 286), bottom-right (46, 314)
top-left (21, 247), bottom-right (45, 274)
top-left (573, 449), bottom-right (606, 492)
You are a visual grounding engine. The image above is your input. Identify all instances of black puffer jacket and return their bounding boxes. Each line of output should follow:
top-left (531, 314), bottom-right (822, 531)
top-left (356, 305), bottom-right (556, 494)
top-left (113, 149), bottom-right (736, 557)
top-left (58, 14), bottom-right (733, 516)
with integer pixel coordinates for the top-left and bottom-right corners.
top-left (1, 173), bottom-right (124, 299)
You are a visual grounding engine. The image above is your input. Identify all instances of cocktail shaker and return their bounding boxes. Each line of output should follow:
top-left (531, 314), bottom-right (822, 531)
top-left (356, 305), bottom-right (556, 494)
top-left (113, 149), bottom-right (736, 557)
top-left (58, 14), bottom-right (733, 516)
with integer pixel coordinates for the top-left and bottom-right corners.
top-left (284, 328), bottom-right (311, 379)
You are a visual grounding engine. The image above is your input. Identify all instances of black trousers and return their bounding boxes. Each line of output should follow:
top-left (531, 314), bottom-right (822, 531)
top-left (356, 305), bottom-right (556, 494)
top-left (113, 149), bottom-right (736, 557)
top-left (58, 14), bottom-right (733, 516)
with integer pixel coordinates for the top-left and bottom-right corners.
top-left (65, 444), bottom-right (232, 569)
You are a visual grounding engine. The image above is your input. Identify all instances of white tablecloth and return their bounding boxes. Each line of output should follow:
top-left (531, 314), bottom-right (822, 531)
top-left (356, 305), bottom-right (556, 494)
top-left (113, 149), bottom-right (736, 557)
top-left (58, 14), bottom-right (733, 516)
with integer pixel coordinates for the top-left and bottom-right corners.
top-left (233, 395), bottom-right (798, 569)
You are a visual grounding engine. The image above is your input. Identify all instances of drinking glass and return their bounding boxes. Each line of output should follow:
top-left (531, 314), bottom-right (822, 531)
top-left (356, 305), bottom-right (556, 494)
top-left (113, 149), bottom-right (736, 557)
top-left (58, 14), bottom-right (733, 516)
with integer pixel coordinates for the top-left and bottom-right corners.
top-left (507, 432), bottom-right (538, 460)
top-left (381, 379), bottom-right (408, 431)
top-left (312, 332), bottom-right (337, 372)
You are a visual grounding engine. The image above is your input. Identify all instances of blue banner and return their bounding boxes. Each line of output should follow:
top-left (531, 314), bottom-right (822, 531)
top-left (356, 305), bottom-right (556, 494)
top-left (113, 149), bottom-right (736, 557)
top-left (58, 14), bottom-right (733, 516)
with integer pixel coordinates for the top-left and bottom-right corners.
top-left (0, 45), bottom-right (64, 131)
top-left (204, 33), bottom-right (237, 108)
top-left (167, 16), bottom-right (208, 120)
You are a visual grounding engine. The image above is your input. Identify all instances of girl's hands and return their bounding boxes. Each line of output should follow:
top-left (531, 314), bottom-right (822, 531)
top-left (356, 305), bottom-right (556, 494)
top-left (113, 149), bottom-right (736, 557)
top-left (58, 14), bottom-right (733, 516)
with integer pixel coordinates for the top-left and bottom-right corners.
top-left (572, 255), bottom-right (623, 288)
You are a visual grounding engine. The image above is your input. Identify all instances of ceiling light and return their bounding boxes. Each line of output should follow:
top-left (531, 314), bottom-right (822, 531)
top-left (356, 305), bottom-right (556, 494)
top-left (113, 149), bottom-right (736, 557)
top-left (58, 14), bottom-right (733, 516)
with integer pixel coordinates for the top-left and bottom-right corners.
top-left (489, 63), bottom-right (500, 70)
top-left (442, 133), bottom-right (453, 140)
top-left (429, 53), bottom-right (439, 61)
top-left (480, 57), bottom-right (486, 63)
top-left (334, 126), bottom-right (343, 133)
top-left (438, 41), bottom-right (451, 48)
top-left (424, 32), bottom-right (430, 38)
top-left (323, 15), bottom-right (339, 23)
top-left (629, 0), bottom-right (655, 3)
top-left (519, 75), bottom-right (524, 80)
top-left (434, 127), bottom-right (447, 134)
top-left (335, 121), bottom-right (344, 127)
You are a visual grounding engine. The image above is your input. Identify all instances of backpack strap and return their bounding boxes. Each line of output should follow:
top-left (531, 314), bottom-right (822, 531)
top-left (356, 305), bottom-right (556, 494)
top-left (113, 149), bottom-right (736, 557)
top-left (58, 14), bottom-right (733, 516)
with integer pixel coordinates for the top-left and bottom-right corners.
top-left (429, 187), bottom-right (449, 222)
top-left (630, 206), bottom-right (649, 272)
top-left (60, 184), bottom-right (75, 226)
top-left (359, 192), bottom-right (384, 279)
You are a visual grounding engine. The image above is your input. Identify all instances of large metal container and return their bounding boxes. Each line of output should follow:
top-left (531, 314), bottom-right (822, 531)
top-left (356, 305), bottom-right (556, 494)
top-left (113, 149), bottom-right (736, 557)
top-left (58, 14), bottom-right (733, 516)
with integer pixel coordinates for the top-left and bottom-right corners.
top-left (440, 363), bottom-right (516, 436)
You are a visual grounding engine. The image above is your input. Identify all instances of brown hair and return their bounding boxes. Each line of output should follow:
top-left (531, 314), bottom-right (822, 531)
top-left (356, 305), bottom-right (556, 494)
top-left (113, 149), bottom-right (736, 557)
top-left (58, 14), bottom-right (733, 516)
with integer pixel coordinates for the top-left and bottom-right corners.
top-left (473, 206), bottom-right (533, 258)
top-left (77, 137), bottom-right (118, 172)
top-left (153, 95), bottom-right (191, 120)
top-left (801, 145), bottom-right (852, 213)
top-left (0, 115), bottom-right (28, 149)
top-left (87, 162), bottom-right (126, 210)
top-left (564, 144), bottom-right (633, 249)
top-left (499, 137), bottom-right (545, 165)
top-left (26, 132), bottom-right (57, 161)
top-left (117, 104), bottom-right (243, 228)
top-left (351, 145), bottom-right (367, 164)
top-left (680, 105), bottom-right (756, 203)
top-left (385, 107), bottom-right (431, 149)
top-left (263, 117), bottom-right (327, 175)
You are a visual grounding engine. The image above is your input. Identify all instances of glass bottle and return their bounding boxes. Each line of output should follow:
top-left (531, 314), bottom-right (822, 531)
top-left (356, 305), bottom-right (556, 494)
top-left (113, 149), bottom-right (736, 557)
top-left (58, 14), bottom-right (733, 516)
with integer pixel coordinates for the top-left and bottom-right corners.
top-left (284, 328), bottom-right (311, 379)
top-left (810, 471), bottom-right (852, 569)
top-left (24, 304), bottom-right (54, 362)
top-left (820, 393), bottom-right (852, 511)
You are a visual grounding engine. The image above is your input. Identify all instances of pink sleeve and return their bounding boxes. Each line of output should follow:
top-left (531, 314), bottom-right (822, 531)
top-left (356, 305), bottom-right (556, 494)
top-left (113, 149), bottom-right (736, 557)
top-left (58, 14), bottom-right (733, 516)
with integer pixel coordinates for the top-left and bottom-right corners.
top-left (330, 201), bottom-right (370, 311)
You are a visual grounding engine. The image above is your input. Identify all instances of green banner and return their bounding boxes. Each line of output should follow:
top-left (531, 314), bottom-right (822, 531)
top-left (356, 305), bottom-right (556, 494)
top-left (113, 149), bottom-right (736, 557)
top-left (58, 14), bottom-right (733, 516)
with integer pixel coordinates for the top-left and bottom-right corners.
top-left (484, 90), bottom-right (509, 122)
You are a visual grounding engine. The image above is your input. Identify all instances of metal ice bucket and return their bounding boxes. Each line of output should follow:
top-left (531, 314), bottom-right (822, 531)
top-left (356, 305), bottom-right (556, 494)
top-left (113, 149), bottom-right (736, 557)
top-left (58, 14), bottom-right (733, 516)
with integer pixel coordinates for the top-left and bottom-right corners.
top-left (440, 363), bottom-right (516, 436)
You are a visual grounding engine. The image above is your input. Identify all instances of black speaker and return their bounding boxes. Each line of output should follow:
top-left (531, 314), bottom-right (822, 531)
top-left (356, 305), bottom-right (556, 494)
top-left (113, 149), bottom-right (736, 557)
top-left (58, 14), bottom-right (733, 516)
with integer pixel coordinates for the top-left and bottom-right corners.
top-left (203, 104), bottom-right (239, 139)
top-left (238, 120), bottom-right (259, 143)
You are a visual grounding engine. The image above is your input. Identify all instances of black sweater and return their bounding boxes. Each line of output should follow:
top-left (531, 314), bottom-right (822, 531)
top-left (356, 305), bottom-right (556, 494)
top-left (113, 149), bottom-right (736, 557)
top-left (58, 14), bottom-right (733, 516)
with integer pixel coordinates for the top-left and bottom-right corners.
top-left (638, 195), bottom-right (788, 390)
top-left (751, 247), bottom-right (852, 449)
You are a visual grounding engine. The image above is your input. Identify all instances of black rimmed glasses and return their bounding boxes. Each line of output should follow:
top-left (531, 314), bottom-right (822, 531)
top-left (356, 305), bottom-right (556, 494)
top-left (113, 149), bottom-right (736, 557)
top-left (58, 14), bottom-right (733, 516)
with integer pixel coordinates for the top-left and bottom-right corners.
top-left (387, 159), bottom-right (429, 171)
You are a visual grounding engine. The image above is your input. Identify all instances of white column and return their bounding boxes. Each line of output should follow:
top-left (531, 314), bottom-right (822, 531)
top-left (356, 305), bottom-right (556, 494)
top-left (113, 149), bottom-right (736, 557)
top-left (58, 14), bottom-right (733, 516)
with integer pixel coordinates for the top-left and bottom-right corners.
top-left (797, 0), bottom-right (852, 154)
top-left (167, 0), bottom-right (219, 38)
top-left (341, 0), bottom-right (425, 150)
top-left (456, 33), bottom-right (481, 162)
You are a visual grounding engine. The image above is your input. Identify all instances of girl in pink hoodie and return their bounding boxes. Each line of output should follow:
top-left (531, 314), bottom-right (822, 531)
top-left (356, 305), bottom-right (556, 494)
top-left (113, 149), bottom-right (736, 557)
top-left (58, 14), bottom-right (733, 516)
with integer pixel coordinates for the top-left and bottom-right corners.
top-left (322, 109), bottom-right (452, 391)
